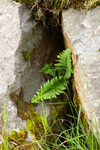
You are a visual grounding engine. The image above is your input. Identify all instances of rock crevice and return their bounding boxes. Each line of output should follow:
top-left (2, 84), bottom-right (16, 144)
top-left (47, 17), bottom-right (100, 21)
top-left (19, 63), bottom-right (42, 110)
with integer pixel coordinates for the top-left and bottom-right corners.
top-left (0, 0), bottom-right (65, 132)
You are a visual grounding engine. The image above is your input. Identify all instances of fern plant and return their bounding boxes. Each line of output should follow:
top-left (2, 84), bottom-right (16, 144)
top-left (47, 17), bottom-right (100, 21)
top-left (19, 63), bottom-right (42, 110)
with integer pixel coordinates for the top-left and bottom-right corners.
top-left (31, 49), bottom-right (73, 103)
top-left (55, 48), bottom-right (73, 78)
top-left (40, 63), bottom-right (56, 77)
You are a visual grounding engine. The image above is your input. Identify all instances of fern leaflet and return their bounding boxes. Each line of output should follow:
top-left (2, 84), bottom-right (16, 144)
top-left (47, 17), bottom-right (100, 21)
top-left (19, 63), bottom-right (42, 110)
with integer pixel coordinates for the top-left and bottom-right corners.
top-left (55, 49), bottom-right (73, 79)
top-left (31, 76), bottom-right (68, 103)
top-left (40, 63), bottom-right (56, 77)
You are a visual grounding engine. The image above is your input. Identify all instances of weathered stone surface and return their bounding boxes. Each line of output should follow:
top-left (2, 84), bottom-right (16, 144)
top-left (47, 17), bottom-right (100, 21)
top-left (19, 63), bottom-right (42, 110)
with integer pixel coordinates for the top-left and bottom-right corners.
top-left (0, 0), bottom-right (43, 132)
top-left (0, 0), bottom-right (64, 133)
top-left (62, 7), bottom-right (100, 137)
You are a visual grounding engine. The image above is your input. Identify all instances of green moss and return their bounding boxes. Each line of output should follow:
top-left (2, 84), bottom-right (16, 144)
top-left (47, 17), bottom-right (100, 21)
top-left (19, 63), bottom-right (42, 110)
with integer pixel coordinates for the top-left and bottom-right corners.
top-left (2, 111), bottom-right (47, 149)
top-left (9, 87), bottom-right (48, 148)
top-left (26, 113), bottom-right (48, 139)
top-left (10, 87), bottom-right (36, 120)
top-left (84, 0), bottom-right (100, 9)
top-left (8, 129), bottom-right (38, 149)
top-left (22, 48), bottom-right (36, 62)
top-left (6, 113), bottom-right (47, 148)
top-left (10, 129), bottom-right (27, 142)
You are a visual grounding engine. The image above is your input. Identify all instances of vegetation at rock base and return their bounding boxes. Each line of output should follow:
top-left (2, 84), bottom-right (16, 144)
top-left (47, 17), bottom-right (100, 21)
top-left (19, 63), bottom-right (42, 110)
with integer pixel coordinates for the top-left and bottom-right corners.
top-left (1, 101), bottom-right (100, 149)
top-left (10, 87), bottom-right (48, 138)
top-left (0, 49), bottom-right (97, 149)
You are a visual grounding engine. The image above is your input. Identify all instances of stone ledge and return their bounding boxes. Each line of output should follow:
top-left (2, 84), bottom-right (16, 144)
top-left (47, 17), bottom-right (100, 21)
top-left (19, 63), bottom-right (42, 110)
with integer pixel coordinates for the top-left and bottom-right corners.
top-left (62, 6), bottom-right (100, 138)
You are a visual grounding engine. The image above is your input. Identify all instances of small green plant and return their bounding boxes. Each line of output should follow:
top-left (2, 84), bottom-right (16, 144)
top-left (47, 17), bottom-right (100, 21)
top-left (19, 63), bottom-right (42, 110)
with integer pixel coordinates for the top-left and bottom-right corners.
top-left (31, 49), bottom-right (73, 103)
top-left (0, 85), bottom-right (12, 150)
top-left (48, 106), bottom-right (100, 150)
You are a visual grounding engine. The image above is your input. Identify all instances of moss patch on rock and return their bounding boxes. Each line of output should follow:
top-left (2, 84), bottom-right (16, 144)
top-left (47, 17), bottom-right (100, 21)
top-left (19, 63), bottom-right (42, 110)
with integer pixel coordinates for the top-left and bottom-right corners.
top-left (9, 87), bottom-right (48, 148)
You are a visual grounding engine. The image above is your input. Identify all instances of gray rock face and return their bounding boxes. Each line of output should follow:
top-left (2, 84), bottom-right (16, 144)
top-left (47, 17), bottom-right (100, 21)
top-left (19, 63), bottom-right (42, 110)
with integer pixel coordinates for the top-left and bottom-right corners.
top-left (0, 0), bottom-right (44, 132)
top-left (0, 0), bottom-right (64, 133)
top-left (62, 7), bottom-right (100, 138)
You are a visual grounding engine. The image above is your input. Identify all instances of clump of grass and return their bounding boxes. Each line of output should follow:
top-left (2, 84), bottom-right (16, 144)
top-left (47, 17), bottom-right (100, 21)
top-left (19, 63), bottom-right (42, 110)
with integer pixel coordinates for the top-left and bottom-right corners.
top-left (0, 85), bottom-right (12, 150)
top-left (14, 0), bottom-right (70, 28)
top-left (13, 0), bottom-right (100, 30)
top-left (14, 0), bottom-right (97, 28)
top-left (49, 108), bottom-right (100, 150)
top-left (84, 0), bottom-right (100, 9)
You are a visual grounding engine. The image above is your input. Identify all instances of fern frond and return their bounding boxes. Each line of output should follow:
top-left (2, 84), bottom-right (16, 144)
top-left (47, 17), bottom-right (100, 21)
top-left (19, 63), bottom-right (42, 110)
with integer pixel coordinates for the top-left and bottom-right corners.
top-left (40, 63), bottom-right (56, 77)
top-left (31, 76), bottom-right (68, 103)
top-left (55, 49), bottom-right (73, 79)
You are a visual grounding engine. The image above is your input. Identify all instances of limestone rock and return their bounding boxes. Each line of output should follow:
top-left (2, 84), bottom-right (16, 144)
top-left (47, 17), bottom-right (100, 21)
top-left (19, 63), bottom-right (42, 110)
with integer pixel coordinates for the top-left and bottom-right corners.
top-left (0, 0), bottom-right (44, 132)
top-left (0, 0), bottom-right (64, 133)
top-left (62, 7), bottom-right (100, 138)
